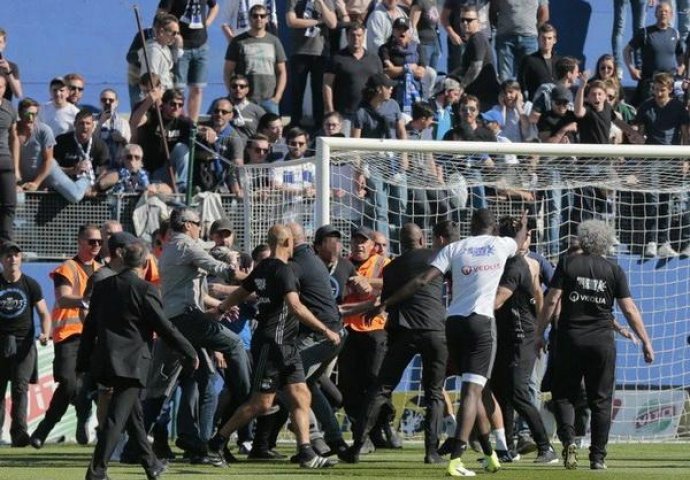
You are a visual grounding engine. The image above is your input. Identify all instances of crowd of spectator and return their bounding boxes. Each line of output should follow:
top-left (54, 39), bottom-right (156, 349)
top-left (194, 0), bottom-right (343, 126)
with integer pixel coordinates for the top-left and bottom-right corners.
top-left (2, 0), bottom-right (690, 256)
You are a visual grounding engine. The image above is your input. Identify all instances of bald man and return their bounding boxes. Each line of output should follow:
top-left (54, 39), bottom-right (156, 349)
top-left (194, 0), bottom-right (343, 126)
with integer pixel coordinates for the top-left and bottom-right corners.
top-left (208, 224), bottom-right (341, 469)
top-left (340, 223), bottom-right (448, 464)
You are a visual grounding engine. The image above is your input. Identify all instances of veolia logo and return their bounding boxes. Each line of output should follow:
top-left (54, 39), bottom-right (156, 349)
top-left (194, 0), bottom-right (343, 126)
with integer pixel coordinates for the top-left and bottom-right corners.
top-left (635, 400), bottom-right (675, 433)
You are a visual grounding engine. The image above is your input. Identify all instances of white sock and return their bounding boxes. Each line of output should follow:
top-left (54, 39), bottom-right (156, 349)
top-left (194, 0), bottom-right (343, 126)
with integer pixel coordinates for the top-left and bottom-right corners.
top-left (493, 428), bottom-right (508, 451)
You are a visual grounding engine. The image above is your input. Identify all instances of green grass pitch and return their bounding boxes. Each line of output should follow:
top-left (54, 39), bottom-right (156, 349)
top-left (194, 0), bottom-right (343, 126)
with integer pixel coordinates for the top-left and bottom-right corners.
top-left (1, 443), bottom-right (689, 480)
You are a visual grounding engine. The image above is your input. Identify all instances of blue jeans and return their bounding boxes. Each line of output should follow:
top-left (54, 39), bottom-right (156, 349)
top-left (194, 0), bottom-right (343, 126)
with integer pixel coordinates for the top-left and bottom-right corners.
top-left (420, 37), bottom-right (441, 72)
top-left (47, 163), bottom-right (91, 203)
top-left (365, 172), bottom-right (408, 244)
top-left (544, 170), bottom-right (564, 258)
top-left (175, 43), bottom-right (209, 87)
top-left (612, 0), bottom-right (647, 71)
top-left (466, 168), bottom-right (487, 210)
top-left (678, 0), bottom-right (690, 53)
top-left (496, 34), bottom-right (538, 82)
top-left (151, 143), bottom-right (190, 193)
top-left (259, 99), bottom-right (280, 115)
top-left (178, 366), bottom-right (218, 443)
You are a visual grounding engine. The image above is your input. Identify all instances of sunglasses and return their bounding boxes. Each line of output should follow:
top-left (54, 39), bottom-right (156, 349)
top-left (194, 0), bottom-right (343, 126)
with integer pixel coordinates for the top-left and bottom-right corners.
top-left (460, 17), bottom-right (477, 23)
top-left (213, 108), bottom-right (232, 115)
top-left (187, 220), bottom-right (201, 226)
top-left (231, 83), bottom-right (248, 89)
top-left (101, 98), bottom-right (116, 103)
top-left (554, 100), bottom-right (569, 106)
top-left (87, 239), bottom-right (103, 246)
top-left (462, 106), bottom-right (477, 113)
top-left (125, 154), bottom-right (142, 160)
top-left (251, 13), bottom-right (268, 19)
top-left (168, 101), bottom-right (184, 108)
top-left (69, 85), bottom-right (84, 92)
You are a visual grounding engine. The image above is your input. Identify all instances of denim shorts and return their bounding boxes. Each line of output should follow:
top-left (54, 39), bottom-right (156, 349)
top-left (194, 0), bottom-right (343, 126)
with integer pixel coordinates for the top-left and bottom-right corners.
top-left (175, 43), bottom-right (209, 87)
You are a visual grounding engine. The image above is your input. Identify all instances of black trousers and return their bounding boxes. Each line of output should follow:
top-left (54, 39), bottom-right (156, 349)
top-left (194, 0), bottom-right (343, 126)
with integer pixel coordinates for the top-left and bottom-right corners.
top-left (0, 167), bottom-right (16, 242)
top-left (33, 335), bottom-right (92, 440)
top-left (0, 336), bottom-right (36, 443)
top-left (552, 330), bottom-right (616, 461)
top-left (288, 54), bottom-right (325, 127)
top-left (87, 378), bottom-right (158, 479)
top-left (338, 328), bottom-right (389, 422)
top-left (490, 335), bottom-right (551, 451)
top-left (352, 328), bottom-right (448, 452)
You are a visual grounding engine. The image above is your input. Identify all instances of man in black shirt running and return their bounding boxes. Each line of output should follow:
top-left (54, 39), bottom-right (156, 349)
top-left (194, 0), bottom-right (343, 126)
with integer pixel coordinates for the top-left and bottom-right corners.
top-left (537, 220), bottom-right (654, 471)
top-left (208, 224), bottom-right (341, 469)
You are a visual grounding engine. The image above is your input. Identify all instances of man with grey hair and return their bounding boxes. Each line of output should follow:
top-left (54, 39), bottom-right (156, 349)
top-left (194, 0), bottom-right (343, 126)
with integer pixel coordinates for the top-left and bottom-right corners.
top-left (157, 207), bottom-right (251, 463)
top-left (536, 220), bottom-right (654, 471)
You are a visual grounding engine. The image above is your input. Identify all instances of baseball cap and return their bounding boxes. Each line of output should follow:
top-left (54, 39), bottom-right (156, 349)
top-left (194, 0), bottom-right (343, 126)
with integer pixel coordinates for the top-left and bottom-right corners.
top-left (0, 241), bottom-right (22, 256)
top-left (351, 226), bottom-right (374, 241)
top-left (392, 17), bottom-right (411, 30)
top-left (107, 232), bottom-right (137, 253)
top-left (314, 225), bottom-right (342, 244)
top-left (366, 73), bottom-right (397, 89)
top-left (50, 76), bottom-right (66, 88)
top-left (552, 85), bottom-right (574, 103)
top-left (210, 218), bottom-right (233, 236)
top-left (480, 110), bottom-right (504, 127)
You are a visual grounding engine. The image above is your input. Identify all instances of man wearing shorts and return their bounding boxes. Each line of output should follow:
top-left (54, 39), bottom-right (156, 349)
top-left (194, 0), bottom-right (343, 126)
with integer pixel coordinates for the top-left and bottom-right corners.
top-left (377, 208), bottom-right (527, 476)
top-left (207, 224), bottom-right (341, 469)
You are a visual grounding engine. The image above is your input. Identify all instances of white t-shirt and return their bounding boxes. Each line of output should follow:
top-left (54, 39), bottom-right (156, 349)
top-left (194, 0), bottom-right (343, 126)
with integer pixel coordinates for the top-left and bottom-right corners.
top-left (431, 234), bottom-right (517, 317)
top-left (39, 102), bottom-right (79, 137)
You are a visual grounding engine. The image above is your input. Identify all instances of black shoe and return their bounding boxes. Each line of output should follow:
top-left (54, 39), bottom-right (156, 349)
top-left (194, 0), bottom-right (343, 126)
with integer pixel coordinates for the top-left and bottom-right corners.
top-left (311, 437), bottom-right (331, 456)
top-left (76, 420), bottom-right (90, 445)
top-left (29, 434), bottom-right (44, 450)
top-left (516, 436), bottom-right (538, 455)
top-left (383, 424), bottom-right (403, 449)
top-left (152, 441), bottom-right (176, 461)
top-left (223, 446), bottom-right (239, 464)
top-left (590, 460), bottom-right (607, 470)
top-left (424, 452), bottom-right (446, 464)
top-left (190, 454), bottom-right (226, 467)
top-left (176, 437), bottom-right (207, 457)
top-left (324, 439), bottom-right (349, 457)
top-left (11, 432), bottom-right (31, 447)
top-left (438, 437), bottom-right (456, 456)
top-left (337, 445), bottom-right (360, 464)
top-left (369, 426), bottom-right (387, 448)
top-left (206, 434), bottom-right (226, 457)
top-left (248, 449), bottom-right (286, 460)
top-left (145, 462), bottom-right (167, 480)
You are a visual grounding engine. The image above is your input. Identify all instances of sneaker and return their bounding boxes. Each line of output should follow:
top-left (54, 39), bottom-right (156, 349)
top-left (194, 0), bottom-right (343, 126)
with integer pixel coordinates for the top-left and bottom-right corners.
top-left (190, 454), bottom-right (227, 467)
top-left (446, 457), bottom-right (476, 477)
top-left (337, 445), bottom-right (360, 464)
top-left (382, 424), bottom-right (403, 449)
top-left (360, 437), bottom-right (375, 455)
top-left (425, 452), bottom-right (446, 464)
top-left (207, 434), bottom-right (227, 458)
top-left (494, 449), bottom-right (519, 463)
top-left (516, 436), bottom-right (538, 455)
top-left (563, 443), bottom-right (577, 470)
top-left (299, 454), bottom-right (337, 469)
top-left (483, 451), bottom-right (501, 473)
top-left (238, 441), bottom-right (252, 455)
top-left (644, 241), bottom-right (658, 258)
top-left (657, 242), bottom-right (678, 259)
top-left (311, 437), bottom-right (331, 456)
top-left (29, 434), bottom-right (44, 450)
top-left (590, 460), bottom-right (607, 470)
top-left (223, 446), bottom-right (239, 464)
top-left (534, 448), bottom-right (559, 464)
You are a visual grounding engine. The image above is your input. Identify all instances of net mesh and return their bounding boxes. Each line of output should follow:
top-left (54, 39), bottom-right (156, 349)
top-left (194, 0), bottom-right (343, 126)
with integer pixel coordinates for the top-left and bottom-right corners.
top-left (239, 140), bottom-right (690, 441)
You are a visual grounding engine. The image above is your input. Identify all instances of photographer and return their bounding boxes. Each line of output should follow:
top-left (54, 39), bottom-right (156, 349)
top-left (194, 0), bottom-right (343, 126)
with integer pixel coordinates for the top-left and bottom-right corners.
top-left (95, 89), bottom-right (131, 169)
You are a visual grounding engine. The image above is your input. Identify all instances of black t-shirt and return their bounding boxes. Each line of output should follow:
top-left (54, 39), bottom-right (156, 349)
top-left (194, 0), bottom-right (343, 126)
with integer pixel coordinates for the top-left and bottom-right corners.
top-left (413, 0), bottom-right (440, 44)
top-left (325, 47), bottom-right (383, 115)
top-left (381, 248), bottom-right (445, 331)
top-left (241, 257), bottom-right (299, 345)
top-left (495, 256), bottom-right (536, 342)
top-left (518, 51), bottom-right (559, 101)
top-left (290, 244), bottom-right (341, 334)
top-left (634, 97), bottom-right (690, 145)
top-left (0, 274), bottom-right (43, 338)
top-left (550, 253), bottom-right (631, 334)
top-left (54, 133), bottom-right (110, 171)
top-left (537, 109), bottom-right (578, 142)
top-left (326, 257), bottom-right (357, 305)
top-left (158, 0), bottom-right (216, 49)
top-left (138, 114), bottom-right (194, 172)
top-left (456, 31), bottom-right (499, 107)
top-left (576, 103), bottom-right (614, 144)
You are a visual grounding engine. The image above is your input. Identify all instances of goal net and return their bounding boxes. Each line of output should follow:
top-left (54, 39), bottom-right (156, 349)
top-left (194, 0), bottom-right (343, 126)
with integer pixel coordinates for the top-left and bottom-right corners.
top-left (239, 138), bottom-right (690, 441)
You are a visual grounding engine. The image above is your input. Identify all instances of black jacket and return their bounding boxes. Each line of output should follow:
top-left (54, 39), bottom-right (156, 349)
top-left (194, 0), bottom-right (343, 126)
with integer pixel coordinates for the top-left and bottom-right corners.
top-left (77, 269), bottom-right (196, 387)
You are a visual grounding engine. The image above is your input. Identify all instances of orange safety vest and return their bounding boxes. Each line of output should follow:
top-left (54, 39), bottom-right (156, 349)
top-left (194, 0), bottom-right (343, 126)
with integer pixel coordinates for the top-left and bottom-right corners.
top-left (49, 259), bottom-right (101, 343)
top-left (145, 253), bottom-right (160, 286)
top-left (343, 253), bottom-right (390, 332)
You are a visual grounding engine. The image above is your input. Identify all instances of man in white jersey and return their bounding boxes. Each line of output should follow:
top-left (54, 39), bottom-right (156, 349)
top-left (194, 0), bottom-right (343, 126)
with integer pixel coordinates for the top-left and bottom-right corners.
top-left (373, 208), bottom-right (527, 477)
